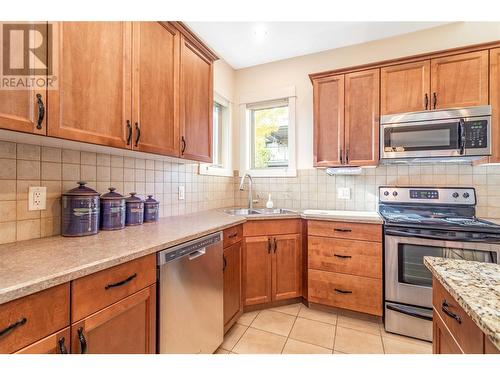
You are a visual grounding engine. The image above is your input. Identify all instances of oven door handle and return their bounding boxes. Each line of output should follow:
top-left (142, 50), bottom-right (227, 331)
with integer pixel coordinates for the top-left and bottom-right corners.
top-left (458, 118), bottom-right (466, 155)
top-left (384, 227), bottom-right (495, 242)
top-left (386, 303), bottom-right (433, 322)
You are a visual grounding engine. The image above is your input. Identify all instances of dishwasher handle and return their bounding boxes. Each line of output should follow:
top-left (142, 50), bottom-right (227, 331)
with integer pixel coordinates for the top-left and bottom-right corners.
top-left (188, 248), bottom-right (206, 261)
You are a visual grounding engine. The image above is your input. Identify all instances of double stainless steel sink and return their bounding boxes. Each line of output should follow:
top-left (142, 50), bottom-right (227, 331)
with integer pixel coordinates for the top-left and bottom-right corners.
top-left (223, 208), bottom-right (297, 216)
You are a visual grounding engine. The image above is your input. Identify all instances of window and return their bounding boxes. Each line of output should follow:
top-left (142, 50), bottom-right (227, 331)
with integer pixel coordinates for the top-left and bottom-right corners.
top-left (199, 93), bottom-right (233, 177)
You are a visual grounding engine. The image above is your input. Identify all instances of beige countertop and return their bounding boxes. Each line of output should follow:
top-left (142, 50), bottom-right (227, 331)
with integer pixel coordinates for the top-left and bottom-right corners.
top-left (424, 257), bottom-right (500, 350)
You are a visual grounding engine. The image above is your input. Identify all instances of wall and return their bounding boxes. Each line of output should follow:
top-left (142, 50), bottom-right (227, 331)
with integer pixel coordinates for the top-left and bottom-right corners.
top-left (234, 22), bottom-right (500, 169)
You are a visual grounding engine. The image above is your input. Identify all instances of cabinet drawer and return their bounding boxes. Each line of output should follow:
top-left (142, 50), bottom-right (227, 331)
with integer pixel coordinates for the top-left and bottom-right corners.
top-left (432, 277), bottom-right (483, 353)
top-left (308, 269), bottom-right (382, 316)
top-left (0, 283), bottom-right (70, 353)
top-left (72, 254), bottom-right (156, 322)
top-left (243, 219), bottom-right (301, 237)
top-left (15, 327), bottom-right (70, 354)
top-left (223, 224), bottom-right (243, 248)
top-left (307, 220), bottom-right (382, 242)
top-left (308, 236), bottom-right (382, 278)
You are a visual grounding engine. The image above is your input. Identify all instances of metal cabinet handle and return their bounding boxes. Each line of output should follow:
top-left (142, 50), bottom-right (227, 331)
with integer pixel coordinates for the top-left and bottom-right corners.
top-left (134, 122), bottom-right (141, 147)
top-left (0, 317), bottom-right (27, 337)
top-left (334, 254), bottom-right (352, 259)
top-left (273, 238), bottom-right (277, 253)
top-left (334, 288), bottom-right (352, 294)
top-left (334, 228), bottom-right (352, 233)
top-left (105, 273), bottom-right (137, 290)
top-left (36, 94), bottom-right (45, 130)
top-left (441, 300), bottom-right (461, 324)
top-left (458, 118), bottom-right (466, 155)
top-left (345, 149), bottom-right (350, 164)
top-left (58, 336), bottom-right (68, 354)
top-left (188, 249), bottom-right (206, 261)
top-left (223, 255), bottom-right (227, 271)
top-left (77, 327), bottom-right (87, 354)
top-left (267, 238), bottom-right (272, 254)
top-left (228, 232), bottom-right (238, 239)
top-left (181, 136), bottom-right (186, 155)
top-left (433, 92), bottom-right (437, 109)
top-left (340, 148), bottom-right (343, 164)
top-left (126, 120), bottom-right (132, 145)
top-left (424, 93), bottom-right (429, 110)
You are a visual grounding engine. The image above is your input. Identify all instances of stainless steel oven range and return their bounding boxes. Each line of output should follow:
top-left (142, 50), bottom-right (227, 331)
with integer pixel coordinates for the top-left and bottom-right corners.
top-left (378, 186), bottom-right (500, 341)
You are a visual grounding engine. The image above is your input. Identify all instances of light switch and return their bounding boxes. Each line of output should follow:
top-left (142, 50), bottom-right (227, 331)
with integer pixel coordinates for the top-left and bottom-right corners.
top-left (28, 186), bottom-right (47, 210)
top-left (178, 185), bottom-right (185, 200)
top-left (337, 187), bottom-right (351, 200)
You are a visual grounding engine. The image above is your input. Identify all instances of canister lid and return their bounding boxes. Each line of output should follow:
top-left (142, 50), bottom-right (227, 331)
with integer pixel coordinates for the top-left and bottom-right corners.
top-left (101, 187), bottom-right (124, 200)
top-left (145, 195), bottom-right (159, 204)
top-left (125, 192), bottom-right (143, 203)
top-left (63, 181), bottom-right (99, 196)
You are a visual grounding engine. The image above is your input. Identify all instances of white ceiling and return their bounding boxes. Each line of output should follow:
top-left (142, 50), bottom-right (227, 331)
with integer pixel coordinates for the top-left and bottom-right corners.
top-left (186, 22), bottom-right (449, 69)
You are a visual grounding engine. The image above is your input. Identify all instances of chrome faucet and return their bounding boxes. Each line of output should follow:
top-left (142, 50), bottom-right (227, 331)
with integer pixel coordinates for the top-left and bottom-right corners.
top-left (239, 173), bottom-right (254, 211)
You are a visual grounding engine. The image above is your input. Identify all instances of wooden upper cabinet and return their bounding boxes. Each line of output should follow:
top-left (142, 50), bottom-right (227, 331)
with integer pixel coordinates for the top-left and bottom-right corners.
top-left (344, 69), bottom-right (380, 166)
top-left (48, 22), bottom-right (132, 148)
top-left (223, 241), bottom-right (242, 332)
top-left (313, 75), bottom-right (344, 167)
top-left (381, 60), bottom-right (430, 115)
top-left (179, 35), bottom-right (213, 163)
top-left (0, 22), bottom-right (47, 135)
top-left (490, 48), bottom-right (500, 163)
top-left (132, 22), bottom-right (179, 157)
top-left (272, 234), bottom-right (301, 301)
top-left (430, 50), bottom-right (489, 109)
top-left (243, 236), bottom-right (272, 306)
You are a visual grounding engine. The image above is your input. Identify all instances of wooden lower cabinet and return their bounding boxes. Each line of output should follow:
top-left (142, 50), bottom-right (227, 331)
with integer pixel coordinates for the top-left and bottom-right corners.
top-left (243, 236), bottom-right (273, 306)
top-left (273, 234), bottom-right (302, 301)
top-left (433, 311), bottom-right (462, 354)
top-left (15, 328), bottom-right (70, 354)
top-left (223, 241), bottom-right (243, 332)
top-left (71, 285), bottom-right (156, 354)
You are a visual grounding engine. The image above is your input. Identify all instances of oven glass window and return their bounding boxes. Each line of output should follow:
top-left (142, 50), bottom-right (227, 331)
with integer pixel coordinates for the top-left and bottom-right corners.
top-left (384, 122), bottom-right (460, 152)
top-left (398, 244), bottom-right (497, 287)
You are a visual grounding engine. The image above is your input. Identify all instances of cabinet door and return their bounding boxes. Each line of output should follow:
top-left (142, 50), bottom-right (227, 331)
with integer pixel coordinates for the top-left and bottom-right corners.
top-left (344, 68), bottom-right (380, 166)
top-left (132, 22), bottom-right (180, 156)
top-left (47, 22), bottom-right (132, 148)
top-left (381, 60), bottom-right (430, 115)
top-left (223, 242), bottom-right (242, 332)
top-left (71, 285), bottom-right (156, 354)
top-left (430, 50), bottom-right (489, 109)
top-left (272, 234), bottom-right (301, 301)
top-left (0, 22), bottom-right (47, 135)
top-left (312, 75), bottom-right (344, 167)
top-left (433, 310), bottom-right (462, 354)
top-left (179, 35), bottom-right (213, 162)
top-left (15, 328), bottom-right (70, 354)
top-left (243, 236), bottom-right (272, 306)
top-left (490, 48), bottom-right (500, 163)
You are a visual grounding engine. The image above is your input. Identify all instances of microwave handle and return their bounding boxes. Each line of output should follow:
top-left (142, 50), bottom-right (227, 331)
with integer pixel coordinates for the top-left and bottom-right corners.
top-left (458, 118), bottom-right (466, 155)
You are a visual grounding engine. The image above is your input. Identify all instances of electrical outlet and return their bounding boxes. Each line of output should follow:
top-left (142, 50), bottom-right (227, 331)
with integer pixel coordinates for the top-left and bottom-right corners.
top-left (337, 187), bottom-right (351, 200)
top-left (29, 186), bottom-right (47, 211)
top-left (178, 185), bottom-right (185, 200)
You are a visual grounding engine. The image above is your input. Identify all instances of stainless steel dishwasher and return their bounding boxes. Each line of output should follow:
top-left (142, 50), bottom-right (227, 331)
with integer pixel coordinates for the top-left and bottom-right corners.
top-left (157, 231), bottom-right (223, 354)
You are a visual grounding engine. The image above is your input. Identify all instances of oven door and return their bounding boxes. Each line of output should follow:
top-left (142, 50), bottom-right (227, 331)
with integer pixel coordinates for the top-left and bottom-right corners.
top-left (385, 233), bottom-right (500, 308)
top-left (381, 119), bottom-right (461, 159)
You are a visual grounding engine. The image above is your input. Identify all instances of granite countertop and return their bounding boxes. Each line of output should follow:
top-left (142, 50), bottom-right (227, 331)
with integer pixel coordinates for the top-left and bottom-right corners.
top-left (0, 210), bottom-right (244, 305)
top-left (424, 257), bottom-right (500, 350)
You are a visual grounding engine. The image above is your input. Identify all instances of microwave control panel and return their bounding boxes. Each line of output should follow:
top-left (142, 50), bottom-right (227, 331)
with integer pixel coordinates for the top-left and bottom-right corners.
top-left (465, 120), bottom-right (488, 148)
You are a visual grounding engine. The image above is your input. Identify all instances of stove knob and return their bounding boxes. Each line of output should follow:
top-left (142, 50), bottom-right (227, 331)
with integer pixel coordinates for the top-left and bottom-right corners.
top-left (452, 192), bottom-right (459, 198)
top-left (384, 191), bottom-right (389, 196)
top-left (392, 191), bottom-right (398, 197)
top-left (463, 192), bottom-right (470, 199)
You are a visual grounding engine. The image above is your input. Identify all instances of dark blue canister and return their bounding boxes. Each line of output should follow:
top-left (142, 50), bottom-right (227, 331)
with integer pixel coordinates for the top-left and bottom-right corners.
top-left (100, 187), bottom-right (125, 231)
top-left (61, 181), bottom-right (100, 237)
top-left (144, 195), bottom-right (159, 223)
top-left (125, 192), bottom-right (144, 226)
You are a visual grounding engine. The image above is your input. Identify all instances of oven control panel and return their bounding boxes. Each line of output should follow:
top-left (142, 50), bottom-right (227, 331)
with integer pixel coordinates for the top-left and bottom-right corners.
top-left (379, 187), bottom-right (476, 205)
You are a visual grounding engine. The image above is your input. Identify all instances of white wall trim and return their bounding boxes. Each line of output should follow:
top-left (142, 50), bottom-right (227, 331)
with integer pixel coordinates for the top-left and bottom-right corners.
top-left (239, 85), bottom-right (296, 105)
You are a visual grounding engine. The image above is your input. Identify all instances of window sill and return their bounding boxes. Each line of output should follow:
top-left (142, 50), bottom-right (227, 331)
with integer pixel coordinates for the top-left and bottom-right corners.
top-left (239, 168), bottom-right (297, 178)
top-left (199, 164), bottom-right (234, 177)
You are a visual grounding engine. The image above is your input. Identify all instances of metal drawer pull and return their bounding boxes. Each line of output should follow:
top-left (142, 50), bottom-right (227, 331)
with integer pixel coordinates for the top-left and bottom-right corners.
top-left (126, 120), bottom-right (132, 145)
top-left (228, 232), bottom-right (238, 239)
top-left (77, 327), bottom-right (87, 354)
top-left (424, 93), bottom-right (429, 110)
top-left (58, 337), bottom-right (68, 354)
top-left (134, 122), bottom-right (141, 147)
top-left (105, 273), bottom-right (137, 290)
top-left (188, 249), bottom-right (206, 261)
top-left (223, 255), bottom-right (227, 271)
top-left (441, 300), bottom-right (461, 324)
top-left (0, 317), bottom-right (27, 338)
top-left (36, 94), bottom-right (45, 129)
top-left (334, 288), bottom-right (353, 294)
top-left (268, 238), bottom-right (272, 254)
top-left (334, 228), bottom-right (352, 233)
top-left (334, 254), bottom-right (352, 259)
top-left (273, 237), bottom-right (277, 253)
top-left (433, 92), bottom-right (437, 109)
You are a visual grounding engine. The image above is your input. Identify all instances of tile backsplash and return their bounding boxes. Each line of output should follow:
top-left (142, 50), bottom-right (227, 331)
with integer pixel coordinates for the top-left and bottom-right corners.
top-left (0, 141), bottom-right (234, 245)
top-left (234, 165), bottom-right (500, 218)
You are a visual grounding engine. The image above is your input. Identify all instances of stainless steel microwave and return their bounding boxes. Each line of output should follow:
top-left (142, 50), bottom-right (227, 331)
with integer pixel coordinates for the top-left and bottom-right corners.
top-left (380, 105), bottom-right (491, 160)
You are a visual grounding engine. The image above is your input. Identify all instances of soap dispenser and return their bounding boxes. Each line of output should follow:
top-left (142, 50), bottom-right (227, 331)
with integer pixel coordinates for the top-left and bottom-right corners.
top-left (266, 193), bottom-right (274, 209)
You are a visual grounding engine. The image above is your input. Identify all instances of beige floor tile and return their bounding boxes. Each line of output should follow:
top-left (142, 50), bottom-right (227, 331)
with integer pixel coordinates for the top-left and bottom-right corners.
top-left (282, 338), bottom-right (332, 354)
top-left (337, 312), bottom-right (381, 335)
top-left (251, 310), bottom-right (296, 336)
top-left (237, 310), bottom-right (259, 326)
top-left (269, 303), bottom-right (302, 316)
top-left (220, 323), bottom-right (247, 351)
top-left (289, 317), bottom-right (335, 349)
top-left (232, 327), bottom-right (287, 354)
top-left (334, 326), bottom-right (384, 354)
top-left (382, 336), bottom-right (432, 354)
top-left (214, 348), bottom-right (230, 354)
top-left (298, 306), bottom-right (337, 325)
